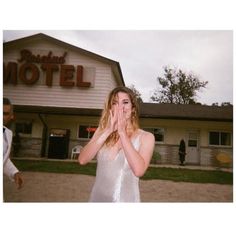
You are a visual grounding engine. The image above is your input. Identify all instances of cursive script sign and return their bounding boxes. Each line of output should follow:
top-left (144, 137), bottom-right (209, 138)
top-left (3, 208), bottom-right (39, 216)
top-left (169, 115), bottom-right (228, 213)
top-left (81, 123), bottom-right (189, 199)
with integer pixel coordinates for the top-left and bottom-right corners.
top-left (18, 49), bottom-right (67, 64)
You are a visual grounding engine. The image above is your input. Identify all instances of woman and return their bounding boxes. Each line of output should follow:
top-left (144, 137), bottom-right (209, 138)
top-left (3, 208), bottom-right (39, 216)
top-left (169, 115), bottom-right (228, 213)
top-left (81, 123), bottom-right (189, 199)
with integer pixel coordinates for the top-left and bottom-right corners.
top-left (78, 86), bottom-right (155, 202)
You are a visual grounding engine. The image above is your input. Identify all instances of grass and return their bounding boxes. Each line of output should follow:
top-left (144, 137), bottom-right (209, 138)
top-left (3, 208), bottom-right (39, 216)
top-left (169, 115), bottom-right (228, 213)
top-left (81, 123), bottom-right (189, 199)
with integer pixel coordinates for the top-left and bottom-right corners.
top-left (142, 166), bottom-right (233, 184)
top-left (12, 159), bottom-right (233, 185)
top-left (13, 159), bottom-right (97, 176)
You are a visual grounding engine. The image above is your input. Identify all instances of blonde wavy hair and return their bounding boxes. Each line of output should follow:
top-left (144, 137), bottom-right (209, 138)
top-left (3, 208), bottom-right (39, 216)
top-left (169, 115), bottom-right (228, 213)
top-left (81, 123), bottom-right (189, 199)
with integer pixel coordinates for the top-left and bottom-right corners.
top-left (99, 86), bottom-right (140, 146)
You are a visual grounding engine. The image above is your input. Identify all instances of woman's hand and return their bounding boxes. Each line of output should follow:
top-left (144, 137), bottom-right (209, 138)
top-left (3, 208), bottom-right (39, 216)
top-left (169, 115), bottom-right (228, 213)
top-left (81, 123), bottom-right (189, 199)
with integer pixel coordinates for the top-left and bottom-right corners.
top-left (117, 105), bottom-right (127, 135)
top-left (107, 104), bottom-right (118, 133)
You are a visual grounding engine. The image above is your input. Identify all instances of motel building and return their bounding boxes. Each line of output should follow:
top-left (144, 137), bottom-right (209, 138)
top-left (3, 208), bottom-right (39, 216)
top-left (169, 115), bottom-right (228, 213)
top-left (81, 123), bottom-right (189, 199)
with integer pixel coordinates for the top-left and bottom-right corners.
top-left (3, 33), bottom-right (233, 167)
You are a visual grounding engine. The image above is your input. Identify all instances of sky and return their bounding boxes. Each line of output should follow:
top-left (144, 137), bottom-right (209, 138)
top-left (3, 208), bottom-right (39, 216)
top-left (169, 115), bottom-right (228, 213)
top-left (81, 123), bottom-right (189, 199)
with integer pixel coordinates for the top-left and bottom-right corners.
top-left (3, 30), bottom-right (233, 105)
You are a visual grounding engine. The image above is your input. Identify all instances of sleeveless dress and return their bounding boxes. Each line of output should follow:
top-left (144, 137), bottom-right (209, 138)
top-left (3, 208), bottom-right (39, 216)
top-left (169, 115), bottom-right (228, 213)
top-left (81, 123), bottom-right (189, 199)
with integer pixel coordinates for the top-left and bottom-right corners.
top-left (89, 130), bottom-right (143, 202)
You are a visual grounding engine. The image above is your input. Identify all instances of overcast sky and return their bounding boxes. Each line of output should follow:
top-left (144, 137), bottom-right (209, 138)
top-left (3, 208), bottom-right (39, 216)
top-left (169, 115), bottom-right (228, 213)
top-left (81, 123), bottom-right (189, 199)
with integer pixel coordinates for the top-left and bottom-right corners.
top-left (3, 30), bottom-right (232, 105)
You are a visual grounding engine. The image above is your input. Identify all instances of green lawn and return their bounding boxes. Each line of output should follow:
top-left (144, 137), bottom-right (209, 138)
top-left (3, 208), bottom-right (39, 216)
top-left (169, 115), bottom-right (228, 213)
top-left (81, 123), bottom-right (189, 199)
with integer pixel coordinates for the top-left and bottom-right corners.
top-left (12, 159), bottom-right (233, 185)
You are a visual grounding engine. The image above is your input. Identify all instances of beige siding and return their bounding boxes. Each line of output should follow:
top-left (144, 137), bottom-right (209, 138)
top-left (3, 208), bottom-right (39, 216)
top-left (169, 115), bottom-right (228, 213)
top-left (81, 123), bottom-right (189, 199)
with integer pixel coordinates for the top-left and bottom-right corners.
top-left (140, 118), bottom-right (232, 145)
top-left (4, 41), bottom-right (119, 109)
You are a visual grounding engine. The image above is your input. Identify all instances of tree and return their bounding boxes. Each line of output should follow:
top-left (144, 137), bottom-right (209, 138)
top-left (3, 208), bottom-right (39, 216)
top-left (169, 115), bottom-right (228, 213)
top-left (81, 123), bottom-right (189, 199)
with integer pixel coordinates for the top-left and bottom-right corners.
top-left (221, 102), bottom-right (233, 107)
top-left (150, 66), bottom-right (208, 104)
top-left (128, 84), bottom-right (143, 103)
top-left (212, 102), bottom-right (233, 107)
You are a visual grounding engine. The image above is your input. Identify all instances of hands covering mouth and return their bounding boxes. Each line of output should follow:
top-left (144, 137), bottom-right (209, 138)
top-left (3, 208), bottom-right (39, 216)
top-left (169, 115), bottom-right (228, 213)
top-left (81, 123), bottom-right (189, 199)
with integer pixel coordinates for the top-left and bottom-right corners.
top-left (108, 104), bottom-right (129, 135)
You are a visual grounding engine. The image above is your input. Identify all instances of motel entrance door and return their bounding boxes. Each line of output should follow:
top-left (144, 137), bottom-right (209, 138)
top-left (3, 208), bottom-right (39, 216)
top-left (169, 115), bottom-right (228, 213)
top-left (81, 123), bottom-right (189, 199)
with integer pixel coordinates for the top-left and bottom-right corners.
top-left (186, 130), bottom-right (200, 165)
top-left (48, 128), bottom-right (70, 159)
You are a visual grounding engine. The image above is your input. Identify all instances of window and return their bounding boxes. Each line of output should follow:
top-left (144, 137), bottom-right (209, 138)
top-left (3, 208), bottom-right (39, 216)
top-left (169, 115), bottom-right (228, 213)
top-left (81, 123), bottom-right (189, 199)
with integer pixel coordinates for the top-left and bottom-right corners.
top-left (15, 121), bottom-right (32, 134)
top-left (209, 131), bottom-right (231, 146)
top-left (78, 125), bottom-right (98, 139)
top-left (143, 127), bottom-right (164, 142)
top-left (188, 132), bottom-right (198, 147)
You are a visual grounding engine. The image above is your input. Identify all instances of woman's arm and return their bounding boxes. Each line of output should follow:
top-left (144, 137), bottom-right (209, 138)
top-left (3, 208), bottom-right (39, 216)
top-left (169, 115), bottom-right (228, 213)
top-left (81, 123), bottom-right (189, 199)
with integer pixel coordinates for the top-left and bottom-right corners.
top-left (119, 131), bottom-right (155, 177)
top-left (78, 128), bottom-right (111, 165)
top-left (117, 107), bottom-right (155, 177)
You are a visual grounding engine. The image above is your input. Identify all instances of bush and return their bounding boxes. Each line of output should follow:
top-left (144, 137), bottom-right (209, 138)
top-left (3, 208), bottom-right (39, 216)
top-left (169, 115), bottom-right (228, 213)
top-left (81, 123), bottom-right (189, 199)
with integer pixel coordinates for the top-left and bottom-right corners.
top-left (151, 150), bottom-right (161, 164)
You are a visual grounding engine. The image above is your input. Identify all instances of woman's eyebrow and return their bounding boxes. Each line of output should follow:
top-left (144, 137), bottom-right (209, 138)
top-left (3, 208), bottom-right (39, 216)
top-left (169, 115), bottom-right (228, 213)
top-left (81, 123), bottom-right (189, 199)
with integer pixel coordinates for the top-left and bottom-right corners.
top-left (122, 99), bottom-right (129, 102)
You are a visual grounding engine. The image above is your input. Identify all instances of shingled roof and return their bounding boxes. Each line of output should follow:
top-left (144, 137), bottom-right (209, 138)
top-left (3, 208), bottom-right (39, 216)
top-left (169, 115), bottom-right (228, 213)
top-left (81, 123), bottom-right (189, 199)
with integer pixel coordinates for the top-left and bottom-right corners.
top-left (139, 103), bottom-right (233, 121)
top-left (14, 103), bottom-right (233, 122)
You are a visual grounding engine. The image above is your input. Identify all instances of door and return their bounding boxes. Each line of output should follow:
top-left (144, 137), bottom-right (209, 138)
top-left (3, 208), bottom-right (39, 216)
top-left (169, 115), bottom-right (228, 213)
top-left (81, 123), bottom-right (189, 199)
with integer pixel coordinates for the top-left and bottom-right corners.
top-left (48, 128), bottom-right (70, 159)
top-left (186, 130), bottom-right (200, 165)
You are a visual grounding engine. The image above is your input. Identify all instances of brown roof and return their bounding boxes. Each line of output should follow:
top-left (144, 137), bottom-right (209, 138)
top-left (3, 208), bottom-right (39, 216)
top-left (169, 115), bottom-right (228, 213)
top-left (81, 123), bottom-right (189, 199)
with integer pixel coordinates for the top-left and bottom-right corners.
top-left (139, 103), bottom-right (233, 121)
top-left (14, 105), bottom-right (102, 117)
top-left (15, 103), bottom-right (233, 122)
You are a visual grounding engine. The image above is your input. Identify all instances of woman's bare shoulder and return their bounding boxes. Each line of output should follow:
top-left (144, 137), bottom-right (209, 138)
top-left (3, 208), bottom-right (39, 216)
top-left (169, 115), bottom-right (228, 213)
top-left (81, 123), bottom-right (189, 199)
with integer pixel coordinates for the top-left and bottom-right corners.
top-left (139, 129), bottom-right (155, 141)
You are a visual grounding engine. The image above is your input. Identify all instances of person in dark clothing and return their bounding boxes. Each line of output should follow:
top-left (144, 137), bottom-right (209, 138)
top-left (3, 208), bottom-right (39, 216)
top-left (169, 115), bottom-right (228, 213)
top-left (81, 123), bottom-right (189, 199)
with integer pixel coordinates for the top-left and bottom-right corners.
top-left (178, 139), bottom-right (186, 166)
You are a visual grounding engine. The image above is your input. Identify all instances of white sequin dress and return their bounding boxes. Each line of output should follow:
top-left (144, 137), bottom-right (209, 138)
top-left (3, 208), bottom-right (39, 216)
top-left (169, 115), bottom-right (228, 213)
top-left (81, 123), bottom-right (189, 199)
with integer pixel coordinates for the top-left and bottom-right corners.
top-left (89, 131), bottom-right (142, 202)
